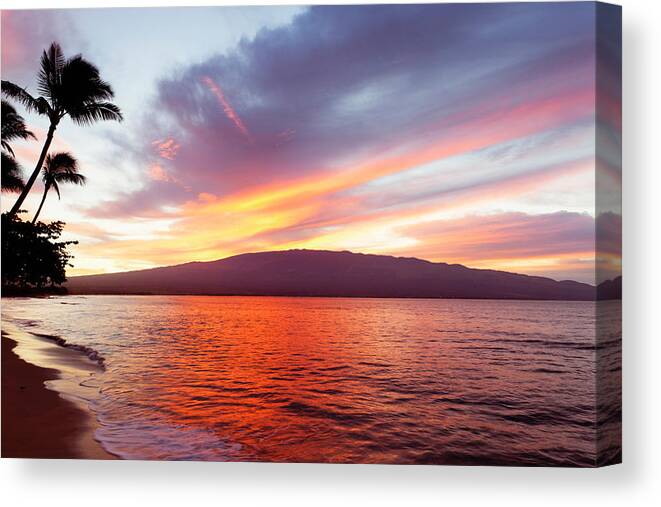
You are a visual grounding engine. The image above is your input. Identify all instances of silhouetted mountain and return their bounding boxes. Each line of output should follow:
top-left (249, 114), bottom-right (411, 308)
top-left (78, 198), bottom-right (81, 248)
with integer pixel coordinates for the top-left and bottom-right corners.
top-left (66, 249), bottom-right (597, 300)
top-left (597, 276), bottom-right (622, 300)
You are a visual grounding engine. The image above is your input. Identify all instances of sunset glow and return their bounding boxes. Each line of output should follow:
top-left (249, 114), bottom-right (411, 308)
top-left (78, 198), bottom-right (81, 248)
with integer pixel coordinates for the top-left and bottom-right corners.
top-left (0, 4), bottom-right (621, 283)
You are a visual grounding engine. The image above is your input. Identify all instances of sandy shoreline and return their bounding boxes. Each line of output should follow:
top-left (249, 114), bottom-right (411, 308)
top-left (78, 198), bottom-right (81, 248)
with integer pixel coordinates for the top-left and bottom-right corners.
top-left (1, 332), bottom-right (116, 459)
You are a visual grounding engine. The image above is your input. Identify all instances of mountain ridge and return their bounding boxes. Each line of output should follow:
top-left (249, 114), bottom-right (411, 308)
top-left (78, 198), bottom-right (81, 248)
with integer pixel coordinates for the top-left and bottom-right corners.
top-left (66, 249), bottom-right (609, 301)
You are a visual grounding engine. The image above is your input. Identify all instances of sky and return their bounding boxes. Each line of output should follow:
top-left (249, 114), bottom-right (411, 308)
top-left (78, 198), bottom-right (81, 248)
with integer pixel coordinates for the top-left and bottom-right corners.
top-left (1, 3), bottom-right (621, 284)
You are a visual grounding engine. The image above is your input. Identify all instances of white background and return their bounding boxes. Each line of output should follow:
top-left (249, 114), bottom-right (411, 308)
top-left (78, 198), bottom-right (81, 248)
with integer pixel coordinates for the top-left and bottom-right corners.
top-left (1, 0), bottom-right (659, 505)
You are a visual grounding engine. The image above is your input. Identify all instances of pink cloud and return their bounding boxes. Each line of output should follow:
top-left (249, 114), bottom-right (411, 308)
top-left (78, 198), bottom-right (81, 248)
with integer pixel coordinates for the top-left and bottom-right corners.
top-left (201, 76), bottom-right (252, 142)
top-left (1, 10), bottom-right (82, 83)
top-left (392, 211), bottom-right (598, 283)
top-left (152, 137), bottom-right (181, 160)
top-left (149, 164), bottom-right (174, 182)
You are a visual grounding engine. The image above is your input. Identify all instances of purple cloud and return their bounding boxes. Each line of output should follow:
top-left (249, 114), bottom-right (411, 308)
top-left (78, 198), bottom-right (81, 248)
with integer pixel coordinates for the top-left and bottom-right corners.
top-left (88, 3), bottom-right (597, 218)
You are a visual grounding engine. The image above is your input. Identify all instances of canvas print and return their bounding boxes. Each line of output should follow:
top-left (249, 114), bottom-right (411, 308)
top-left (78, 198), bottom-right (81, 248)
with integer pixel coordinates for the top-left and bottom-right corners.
top-left (1, 2), bottom-right (621, 466)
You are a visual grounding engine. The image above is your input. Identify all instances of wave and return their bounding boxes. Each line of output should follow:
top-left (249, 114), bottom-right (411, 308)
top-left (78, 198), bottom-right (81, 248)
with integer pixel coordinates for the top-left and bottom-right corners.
top-left (2, 316), bottom-right (106, 370)
top-left (33, 332), bottom-right (107, 369)
top-left (2, 313), bottom-right (118, 458)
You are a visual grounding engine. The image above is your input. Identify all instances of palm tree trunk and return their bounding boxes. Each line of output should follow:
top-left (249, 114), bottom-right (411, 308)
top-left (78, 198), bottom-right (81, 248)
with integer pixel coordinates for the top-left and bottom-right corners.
top-left (31, 185), bottom-right (49, 224)
top-left (8, 122), bottom-right (56, 218)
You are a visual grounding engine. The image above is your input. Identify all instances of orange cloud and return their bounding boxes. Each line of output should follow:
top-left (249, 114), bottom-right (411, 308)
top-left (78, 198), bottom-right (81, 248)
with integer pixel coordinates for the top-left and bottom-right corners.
top-left (185, 86), bottom-right (596, 220)
top-left (67, 155), bottom-right (594, 281)
top-left (148, 164), bottom-right (176, 183)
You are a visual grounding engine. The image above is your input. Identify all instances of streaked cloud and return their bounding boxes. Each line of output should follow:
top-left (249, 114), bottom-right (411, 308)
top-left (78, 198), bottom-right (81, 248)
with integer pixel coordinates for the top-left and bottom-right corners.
top-left (201, 76), bottom-right (252, 142)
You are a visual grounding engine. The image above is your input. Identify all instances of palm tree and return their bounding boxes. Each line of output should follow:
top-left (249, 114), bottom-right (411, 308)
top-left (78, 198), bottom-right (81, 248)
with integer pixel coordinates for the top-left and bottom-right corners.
top-left (1, 99), bottom-right (35, 193)
top-left (31, 152), bottom-right (85, 224)
top-left (2, 42), bottom-right (122, 216)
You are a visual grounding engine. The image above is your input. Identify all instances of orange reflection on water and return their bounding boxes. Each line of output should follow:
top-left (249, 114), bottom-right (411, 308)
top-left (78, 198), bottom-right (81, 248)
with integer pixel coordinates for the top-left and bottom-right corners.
top-left (3, 295), bottom-right (619, 465)
top-left (50, 296), bottom-right (611, 464)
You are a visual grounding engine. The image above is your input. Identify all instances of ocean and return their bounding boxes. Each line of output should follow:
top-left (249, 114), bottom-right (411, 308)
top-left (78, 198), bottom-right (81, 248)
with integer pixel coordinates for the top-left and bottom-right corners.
top-left (1, 295), bottom-right (621, 465)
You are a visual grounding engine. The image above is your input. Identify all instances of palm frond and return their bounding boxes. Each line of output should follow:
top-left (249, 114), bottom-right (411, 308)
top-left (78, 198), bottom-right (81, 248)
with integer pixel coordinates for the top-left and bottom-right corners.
top-left (0, 81), bottom-right (44, 114)
top-left (60, 56), bottom-right (115, 105)
top-left (1, 151), bottom-right (25, 192)
top-left (42, 151), bottom-right (85, 193)
top-left (44, 151), bottom-right (78, 173)
top-left (37, 42), bottom-right (65, 105)
top-left (54, 171), bottom-right (86, 186)
top-left (1, 140), bottom-right (14, 157)
top-left (1, 100), bottom-right (36, 151)
top-left (51, 180), bottom-right (61, 199)
top-left (68, 101), bottom-right (123, 125)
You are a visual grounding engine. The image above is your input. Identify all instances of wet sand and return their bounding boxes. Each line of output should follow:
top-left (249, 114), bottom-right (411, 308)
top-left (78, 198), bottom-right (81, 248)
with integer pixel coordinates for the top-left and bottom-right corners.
top-left (1, 334), bottom-right (115, 459)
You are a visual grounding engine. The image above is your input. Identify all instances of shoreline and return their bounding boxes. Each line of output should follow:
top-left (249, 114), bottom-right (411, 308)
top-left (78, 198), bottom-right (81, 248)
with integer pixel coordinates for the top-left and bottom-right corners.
top-left (1, 331), bottom-right (116, 460)
top-left (3, 293), bottom-right (610, 303)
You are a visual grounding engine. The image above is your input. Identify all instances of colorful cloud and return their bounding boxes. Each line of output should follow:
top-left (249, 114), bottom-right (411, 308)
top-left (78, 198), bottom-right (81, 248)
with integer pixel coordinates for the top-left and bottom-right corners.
top-left (0, 4), bottom-right (621, 283)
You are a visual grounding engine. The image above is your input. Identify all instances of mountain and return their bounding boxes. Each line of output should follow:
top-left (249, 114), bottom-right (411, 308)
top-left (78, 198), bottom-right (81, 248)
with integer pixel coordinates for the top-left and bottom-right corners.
top-left (597, 276), bottom-right (622, 300)
top-left (66, 249), bottom-right (597, 301)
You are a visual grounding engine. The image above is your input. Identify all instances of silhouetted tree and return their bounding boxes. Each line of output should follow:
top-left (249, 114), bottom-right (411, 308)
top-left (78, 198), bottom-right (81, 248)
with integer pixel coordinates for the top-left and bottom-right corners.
top-left (2, 212), bottom-right (77, 291)
top-left (32, 152), bottom-right (85, 224)
top-left (2, 42), bottom-right (122, 216)
top-left (1, 99), bottom-right (35, 192)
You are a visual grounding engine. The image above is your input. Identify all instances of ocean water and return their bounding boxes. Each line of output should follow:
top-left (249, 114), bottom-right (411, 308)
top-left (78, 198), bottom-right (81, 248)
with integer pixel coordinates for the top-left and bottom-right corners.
top-left (1, 295), bottom-right (621, 466)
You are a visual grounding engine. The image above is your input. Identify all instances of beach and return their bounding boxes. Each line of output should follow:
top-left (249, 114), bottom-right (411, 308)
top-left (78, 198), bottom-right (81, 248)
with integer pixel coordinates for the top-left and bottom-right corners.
top-left (1, 331), bottom-right (115, 459)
